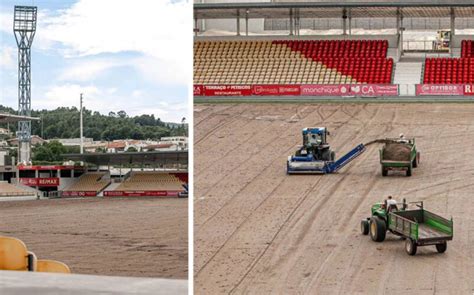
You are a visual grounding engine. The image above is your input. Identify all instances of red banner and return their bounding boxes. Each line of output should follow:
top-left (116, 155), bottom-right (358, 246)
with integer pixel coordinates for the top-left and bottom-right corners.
top-left (196, 84), bottom-right (400, 97)
top-left (20, 178), bottom-right (59, 187)
top-left (464, 85), bottom-right (474, 96)
top-left (202, 85), bottom-right (252, 96)
top-left (301, 84), bottom-right (398, 97)
top-left (252, 85), bottom-right (301, 96)
top-left (103, 191), bottom-right (180, 197)
top-left (62, 191), bottom-right (97, 197)
top-left (194, 85), bottom-right (203, 96)
top-left (416, 84), bottom-right (464, 96)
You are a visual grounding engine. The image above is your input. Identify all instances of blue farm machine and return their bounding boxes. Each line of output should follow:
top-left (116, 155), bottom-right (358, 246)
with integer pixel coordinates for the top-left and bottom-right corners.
top-left (287, 127), bottom-right (387, 174)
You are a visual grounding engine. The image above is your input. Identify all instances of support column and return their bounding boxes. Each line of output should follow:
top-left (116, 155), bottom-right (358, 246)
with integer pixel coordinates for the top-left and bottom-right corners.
top-left (236, 10), bottom-right (240, 36)
top-left (342, 8), bottom-right (347, 36)
top-left (289, 8), bottom-right (294, 36)
top-left (450, 7), bottom-right (455, 57)
top-left (194, 17), bottom-right (198, 37)
top-left (245, 10), bottom-right (249, 36)
top-left (348, 9), bottom-right (352, 35)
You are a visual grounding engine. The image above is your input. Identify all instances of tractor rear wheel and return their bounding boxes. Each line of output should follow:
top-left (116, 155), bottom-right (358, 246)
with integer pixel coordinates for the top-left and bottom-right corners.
top-left (406, 164), bottom-right (412, 177)
top-left (382, 166), bottom-right (388, 177)
top-left (322, 149), bottom-right (331, 161)
top-left (405, 239), bottom-right (417, 255)
top-left (361, 219), bottom-right (369, 235)
top-left (369, 217), bottom-right (386, 242)
top-left (436, 242), bottom-right (447, 253)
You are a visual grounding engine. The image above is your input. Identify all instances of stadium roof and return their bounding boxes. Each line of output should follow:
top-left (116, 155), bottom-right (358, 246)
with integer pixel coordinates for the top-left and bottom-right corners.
top-left (63, 151), bottom-right (188, 166)
top-left (194, 1), bottom-right (474, 19)
top-left (0, 113), bottom-right (39, 123)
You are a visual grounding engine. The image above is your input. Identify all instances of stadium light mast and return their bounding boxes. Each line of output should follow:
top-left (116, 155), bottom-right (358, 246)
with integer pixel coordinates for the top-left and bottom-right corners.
top-left (80, 93), bottom-right (84, 154)
top-left (13, 6), bottom-right (37, 164)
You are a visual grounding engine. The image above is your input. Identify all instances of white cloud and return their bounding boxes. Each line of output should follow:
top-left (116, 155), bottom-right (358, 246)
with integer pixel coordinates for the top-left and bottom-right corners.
top-left (39, 0), bottom-right (191, 85)
top-left (58, 58), bottom-right (120, 82)
top-left (0, 46), bottom-right (15, 69)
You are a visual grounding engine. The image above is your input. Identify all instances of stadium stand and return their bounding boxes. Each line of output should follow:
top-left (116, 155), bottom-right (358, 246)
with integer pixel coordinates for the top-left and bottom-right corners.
top-left (423, 40), bottom-right (474, 84)
top-left (63, 172), bottom-right (110, 193)
top-left (0, 182), bottom-right (34, 197)
top-left (423, 58), bottom-right (474, 84)
top-left (194, 40), bottom-right (393, 85)
top-left (115, 172), bottom-right (185, 191)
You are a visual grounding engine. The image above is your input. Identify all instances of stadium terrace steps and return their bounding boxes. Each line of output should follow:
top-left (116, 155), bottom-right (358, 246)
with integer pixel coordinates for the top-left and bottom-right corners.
top-left (394, 62), bottom-right (423, 95)
top-left (194, 39), bottom-right (393, 85)
top-left (114, 172), bottom-right (185, 191)
top-left (0, 182), bottom-right (35, 197)
top-left (63, 172), bottom-right (111, 193)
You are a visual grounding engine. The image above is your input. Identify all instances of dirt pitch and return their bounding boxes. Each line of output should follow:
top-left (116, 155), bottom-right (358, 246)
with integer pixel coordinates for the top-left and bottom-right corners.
top-left (0, 198), bottom-right (187, 279)
top-left (194, 103), bottom-right (474, 294)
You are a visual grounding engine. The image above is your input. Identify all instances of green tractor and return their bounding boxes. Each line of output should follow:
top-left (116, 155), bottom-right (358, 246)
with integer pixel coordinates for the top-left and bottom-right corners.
top-left (361, 199), bottom-right (453, 255)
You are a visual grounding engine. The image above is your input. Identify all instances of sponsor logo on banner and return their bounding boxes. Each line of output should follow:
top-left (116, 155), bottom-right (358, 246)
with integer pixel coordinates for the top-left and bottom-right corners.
top-left (252, 85), bottom-right (301, 96)
top-left (203, 85), bottom-right (252, 96)
top-left (301, 85), bottom-right (398, 96)
top-left (194, 85), bottom-right (203, 96)
top-left (301, 85), bottom-right (344, 96)
top-left (19, 178), bottom-right (59, 187)
top-left (464, 85), bottom-right (474, 96)
top-left (416, 84), bottom-right (464, 96)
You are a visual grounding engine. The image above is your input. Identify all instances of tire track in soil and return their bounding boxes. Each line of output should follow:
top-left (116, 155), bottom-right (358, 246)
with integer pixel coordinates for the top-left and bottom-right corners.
top-left (195, 106), bottom-right (309, 175)
top-left (194, 104), bottom-right (252, 145)
top-left (194, 104), bottom-right (239, 126)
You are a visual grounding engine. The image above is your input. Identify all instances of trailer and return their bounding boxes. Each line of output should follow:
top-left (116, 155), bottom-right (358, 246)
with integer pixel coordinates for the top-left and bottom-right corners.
top-left (361, 200), bottom-right (453, 255)
top-left (379, 138), bottom-right (420, 177)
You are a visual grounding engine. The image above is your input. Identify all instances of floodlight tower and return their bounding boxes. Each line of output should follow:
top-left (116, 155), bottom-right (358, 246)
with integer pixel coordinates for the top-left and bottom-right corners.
top-left (13, 6), bottom-right (37, 164)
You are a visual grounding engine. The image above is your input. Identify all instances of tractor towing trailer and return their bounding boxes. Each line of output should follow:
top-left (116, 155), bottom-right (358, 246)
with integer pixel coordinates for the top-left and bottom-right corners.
top-left (361, 199), bottom-right (453, 255)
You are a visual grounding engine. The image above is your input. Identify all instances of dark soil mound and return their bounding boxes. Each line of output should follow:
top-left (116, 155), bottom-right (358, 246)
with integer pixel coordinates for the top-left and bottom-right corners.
top-left (383, 143), bottom-right (411, 161)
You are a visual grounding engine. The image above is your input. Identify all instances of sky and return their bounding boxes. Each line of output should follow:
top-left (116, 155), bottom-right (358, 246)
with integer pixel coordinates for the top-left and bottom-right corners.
top-left (0, 0), bottom-right (191, 123)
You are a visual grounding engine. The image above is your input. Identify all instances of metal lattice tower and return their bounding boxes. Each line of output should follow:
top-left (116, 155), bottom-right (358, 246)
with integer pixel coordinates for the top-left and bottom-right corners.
top-left (13, 6), bottom-right (37, 164)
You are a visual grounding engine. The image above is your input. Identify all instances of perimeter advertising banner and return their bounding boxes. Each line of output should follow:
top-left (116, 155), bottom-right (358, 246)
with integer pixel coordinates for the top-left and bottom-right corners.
top-left (103, 191), bottom-right (180, 197)
top-left (416, 84), bottom-right (465, 96)
top-left (19, 178), bottom-right (59, 187)
top-left (62, 191), bottom-right (97, 197)
top-left (196, 84), bottom-right (398, 97)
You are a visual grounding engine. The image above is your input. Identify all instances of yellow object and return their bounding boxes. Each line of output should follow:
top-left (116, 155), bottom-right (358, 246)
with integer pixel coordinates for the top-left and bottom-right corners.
top-left (36, 260), bottom-right (71, 274)
top-left (0, 236), bottom-right (32, 271)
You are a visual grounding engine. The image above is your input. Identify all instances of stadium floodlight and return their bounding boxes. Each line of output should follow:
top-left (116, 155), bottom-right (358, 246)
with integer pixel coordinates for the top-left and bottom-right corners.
top-left (13, 5), bottom-right (37, 164)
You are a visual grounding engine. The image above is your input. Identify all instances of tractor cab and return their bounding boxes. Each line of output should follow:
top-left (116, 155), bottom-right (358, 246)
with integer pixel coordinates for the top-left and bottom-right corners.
top-left (298, 127), bottom-right (334, 161)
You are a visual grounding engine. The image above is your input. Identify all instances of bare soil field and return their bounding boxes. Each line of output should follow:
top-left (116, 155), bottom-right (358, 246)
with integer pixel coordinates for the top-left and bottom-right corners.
top-left (0, 198), bottom-right (187, 279)
top-left (194, 103), bottom-right (474, 294)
